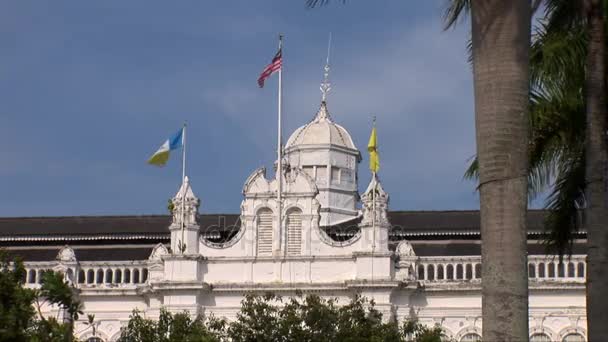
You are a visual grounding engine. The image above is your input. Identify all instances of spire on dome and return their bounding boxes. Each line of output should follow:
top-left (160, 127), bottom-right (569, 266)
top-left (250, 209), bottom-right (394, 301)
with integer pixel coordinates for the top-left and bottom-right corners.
top-left (320, 33), bottom-right (332, 103)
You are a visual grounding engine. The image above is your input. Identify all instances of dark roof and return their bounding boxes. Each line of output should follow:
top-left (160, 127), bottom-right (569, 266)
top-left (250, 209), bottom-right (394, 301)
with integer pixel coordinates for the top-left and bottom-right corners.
top-left (408, 241), bottom-right (587, 256)
top-left (0, 214), bottom-right (240, 237)
top-left (5, 247), bottom-right (155, 262)
top-left (388, 210), bottom-right (547, 234)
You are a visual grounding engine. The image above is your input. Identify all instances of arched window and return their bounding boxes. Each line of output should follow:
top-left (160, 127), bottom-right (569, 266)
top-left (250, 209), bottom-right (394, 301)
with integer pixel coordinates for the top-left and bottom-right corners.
top-left (104, 269), bottom-right (112, 283)
top-left (460, 333), bottom-right (482, 342)
top-left (37, 270), bottom-right (45, 284)
top-left (87, 270), bottom-right (94, 284)
top-left (256, 208), bottom-right (273, 256)
top-left (446, 265), bottom-right (454, 280)
top-left (558, 262), bottom-right (565, 277)
top-left (562, 333), bottom-right (585, 342)
top-left (124, 269), bottom-right (131, 283)
top-left (530, 333), bottom-right (551, 342)
top-left (96, 269), bottom-right (103, 284)
top-left (474, 264), bottom-right (481, 279)
top-left (567, 263), bottom-right (575, 277)
top-left (577, 262), bottom-right (585, 278)
top-left (142, 269), bottom-right (148, 283)
top-left (465, 264), bottom-right (473, 280)
top-left (548, 263), bottom-right (555, 278)
top-left (538, 263), bottom-right (546, 278)
top-left (437, 265), bottom-right (444, 280)
top-left (114, 269), bottom-right (122, 283)
top-left (456, 264), bottom-right (463, 280)
top-left (427, 265), bottom-right (435, 280)
top-left (418, 265), bottom-right (425, 280)
top-left (133, 269), bottom-right (140, 284)
top-left (28, 269), bottom-right (36, 284)
top-left (528, 263), bottom-right (536, 278)
top-left (286, 208), bottom-right (303, 256)
top-left (78, 270), bottom-right (85, 284)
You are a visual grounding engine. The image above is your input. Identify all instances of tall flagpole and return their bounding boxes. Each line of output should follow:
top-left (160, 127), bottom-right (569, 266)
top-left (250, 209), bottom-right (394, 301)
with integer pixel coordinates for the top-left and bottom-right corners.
top-left (277, 35), bottom-right (283, 256)
top-left (181, 122), bottom-right (187, 254)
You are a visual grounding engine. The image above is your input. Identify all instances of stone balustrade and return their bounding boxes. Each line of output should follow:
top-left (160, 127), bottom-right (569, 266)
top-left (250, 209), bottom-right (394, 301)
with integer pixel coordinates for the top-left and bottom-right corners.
top-left (23, 262), bottom-right (149, 288)
top-left (416, 255), bottom-right (586, 283)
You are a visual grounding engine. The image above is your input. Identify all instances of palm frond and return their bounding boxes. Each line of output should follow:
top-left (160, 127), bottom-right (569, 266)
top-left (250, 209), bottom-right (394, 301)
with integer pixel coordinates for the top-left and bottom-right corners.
top-left (443, 0), bottom-right (471, 30)
top-left (305, 0), bottom-right (345, 8)
top-left (543, 152), bottom-right (585, 260)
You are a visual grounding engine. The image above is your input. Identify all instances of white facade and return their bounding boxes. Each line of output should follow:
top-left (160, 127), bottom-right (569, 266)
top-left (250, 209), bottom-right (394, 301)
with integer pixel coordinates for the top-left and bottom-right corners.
top-left (13, 99), bottom-right (587, 342)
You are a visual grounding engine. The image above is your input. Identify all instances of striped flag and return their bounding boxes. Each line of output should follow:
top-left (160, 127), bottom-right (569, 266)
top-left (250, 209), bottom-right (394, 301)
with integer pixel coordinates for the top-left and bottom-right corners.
top-left (257, 48), bottom-right (282, 88)
top-left (147, 128), bottom-right (184, 167)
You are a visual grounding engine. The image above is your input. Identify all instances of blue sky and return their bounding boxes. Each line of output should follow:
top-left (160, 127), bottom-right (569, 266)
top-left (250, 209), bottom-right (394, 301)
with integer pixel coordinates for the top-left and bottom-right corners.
top-left (0, 1), bottom-right (486, 217)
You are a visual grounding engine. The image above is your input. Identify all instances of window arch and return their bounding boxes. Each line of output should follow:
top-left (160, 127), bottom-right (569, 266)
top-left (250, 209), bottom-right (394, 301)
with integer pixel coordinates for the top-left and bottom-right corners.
top-left (427, 264), bottom-right (435, 280)
top-left (133, 269), bottom-right (140, 284)
top-left (567, 263), bottom-right (575, 277)
top-left (465, 264), bottom-right (473, 279)
top-left (528, 263), bottom-right (536, 278)
top-left (577, 262), bottom-right (585, 277)
top-left (456, 264), bottom-right (463, 279)
top-left (562, 333), bottom-right (585, 342)
top-left (530, 333), bottom-right (551, 342)
top-left (418, 265), bottom-right (425, 280)
top-left (286, 208), bottom-right (303, 256)
top-left (78, 270), bottom-right (85, 284)
top-left (558, 262), bottom-right (565, 277)
top-left (114, 269), bottom-right (122, 283)
top-left (538, 263), bottom-right (546, 278)
top-left (548, 262), bottom-right (556, 277)
top-left (27, 269), bottom-right (36, 284)
top-left (474, 264), bottom-right (481, 279)
top-left (87, 270), bottom-right (95, 284)
top-left (460, 333), bottom-right (481, 342)
top-left (446, 265), bottom-right (454, 280)
top-left (256, 208), bottom-right (273, 256)
top-left (124, 269), bottom-right (131, 283)
top-left (104, 269), bottom-right (112, 283)
top-left (437, 265), bottom-right (444, 280)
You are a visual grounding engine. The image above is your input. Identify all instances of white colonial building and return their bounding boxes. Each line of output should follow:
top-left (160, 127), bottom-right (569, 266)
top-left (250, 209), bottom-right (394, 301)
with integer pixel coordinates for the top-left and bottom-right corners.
top-left (0, 95), bottom-right (588, 341)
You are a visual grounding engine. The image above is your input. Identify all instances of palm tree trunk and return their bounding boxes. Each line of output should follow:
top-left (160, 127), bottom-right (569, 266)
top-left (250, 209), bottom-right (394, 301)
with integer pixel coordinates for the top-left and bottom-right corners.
top-left (470, 1), bottom-right (531, 341)
top-left (584, 0), bottom-right (608, 340)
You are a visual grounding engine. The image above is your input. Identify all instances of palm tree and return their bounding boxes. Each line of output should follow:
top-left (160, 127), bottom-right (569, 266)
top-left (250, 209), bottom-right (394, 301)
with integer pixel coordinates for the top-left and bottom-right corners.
top-left (454, 0), bottom-right (608, 339)
top-left (310, 1), bottom-right (532, 340)
top-left (580, 1), bottom-right (608, 340)
top-left (466, 2), bottom-right (532, 341)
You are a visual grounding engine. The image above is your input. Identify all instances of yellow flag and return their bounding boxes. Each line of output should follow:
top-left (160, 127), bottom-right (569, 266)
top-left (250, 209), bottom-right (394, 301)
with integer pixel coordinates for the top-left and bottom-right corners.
top-left (367, 125), bottom-right (379, 173)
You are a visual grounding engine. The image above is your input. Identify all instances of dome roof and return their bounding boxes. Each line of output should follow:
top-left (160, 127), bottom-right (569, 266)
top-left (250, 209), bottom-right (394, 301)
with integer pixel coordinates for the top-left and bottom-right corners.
top-left (285, 102), bottom-right (356, 150)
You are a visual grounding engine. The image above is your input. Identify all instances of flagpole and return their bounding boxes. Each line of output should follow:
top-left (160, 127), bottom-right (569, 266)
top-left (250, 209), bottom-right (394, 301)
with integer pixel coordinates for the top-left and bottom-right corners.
top-left (277, 34), bottom-right (283, 257)
top-left (181, 122), bottom-right (187, 254)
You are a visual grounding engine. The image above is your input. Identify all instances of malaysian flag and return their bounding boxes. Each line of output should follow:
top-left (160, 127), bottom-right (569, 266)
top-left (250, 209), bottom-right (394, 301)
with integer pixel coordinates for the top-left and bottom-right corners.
top-left (257, 48), bottom-right (282, 88)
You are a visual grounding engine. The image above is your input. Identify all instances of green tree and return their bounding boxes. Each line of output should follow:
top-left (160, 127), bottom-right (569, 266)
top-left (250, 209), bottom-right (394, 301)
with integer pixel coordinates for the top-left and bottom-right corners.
top-left (0, 251), bottom-right (37, 342)
top-left (119, 293), bottom-right (442, 342)
top-left (118, 308), bottom-right (225, 342)
top-left (0, 251), bottom-right (83, 342)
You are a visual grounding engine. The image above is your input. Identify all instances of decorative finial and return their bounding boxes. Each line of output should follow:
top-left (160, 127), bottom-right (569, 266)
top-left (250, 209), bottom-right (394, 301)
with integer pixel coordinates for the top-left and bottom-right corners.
top-left (320, 33), bottom-right (332, 102)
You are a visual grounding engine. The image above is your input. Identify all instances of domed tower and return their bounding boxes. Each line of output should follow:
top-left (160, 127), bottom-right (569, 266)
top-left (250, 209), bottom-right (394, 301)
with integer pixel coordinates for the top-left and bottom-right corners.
top-left (284, 61), bottom-right (361, 226)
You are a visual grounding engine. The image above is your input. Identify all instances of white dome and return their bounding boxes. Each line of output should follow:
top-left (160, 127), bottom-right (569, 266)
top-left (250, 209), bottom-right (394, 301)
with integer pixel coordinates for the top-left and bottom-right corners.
top-left (285, 102), bottom-right (356, 150)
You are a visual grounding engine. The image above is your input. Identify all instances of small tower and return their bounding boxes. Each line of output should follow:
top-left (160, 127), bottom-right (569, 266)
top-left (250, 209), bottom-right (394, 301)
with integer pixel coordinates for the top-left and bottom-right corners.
top-left (359, 173), bottom-right (390, 253)
top-left (168, 176), bottom-right (200, 254)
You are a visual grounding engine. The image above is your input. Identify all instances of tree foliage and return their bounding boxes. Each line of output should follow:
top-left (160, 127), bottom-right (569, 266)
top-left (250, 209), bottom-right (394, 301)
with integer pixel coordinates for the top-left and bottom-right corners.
top-left (119, 293), bottom-right (443, 342)
top-left (448, 0), bottom-right (608, 257)
top-left (0, 251), bottom-right (83, 342)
